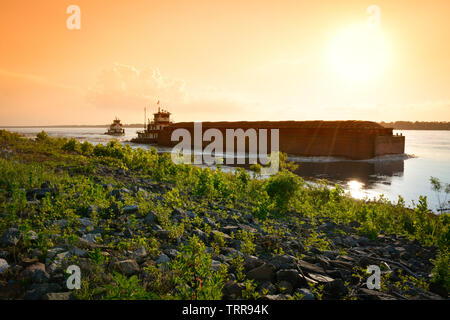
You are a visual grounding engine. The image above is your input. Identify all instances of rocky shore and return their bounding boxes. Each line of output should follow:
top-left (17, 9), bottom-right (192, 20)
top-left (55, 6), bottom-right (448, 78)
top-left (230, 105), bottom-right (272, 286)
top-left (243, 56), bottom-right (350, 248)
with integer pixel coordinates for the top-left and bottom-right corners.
top-left (0, 176), bottom-right (446, 300)
top-left (0, 130), bottom-right (448, 300)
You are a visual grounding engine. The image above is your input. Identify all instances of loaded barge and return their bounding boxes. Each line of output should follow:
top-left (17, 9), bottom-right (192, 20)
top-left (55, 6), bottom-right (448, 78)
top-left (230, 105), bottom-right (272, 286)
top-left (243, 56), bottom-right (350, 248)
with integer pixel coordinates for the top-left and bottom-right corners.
top-left (131, 105), bottom-right (404, 160)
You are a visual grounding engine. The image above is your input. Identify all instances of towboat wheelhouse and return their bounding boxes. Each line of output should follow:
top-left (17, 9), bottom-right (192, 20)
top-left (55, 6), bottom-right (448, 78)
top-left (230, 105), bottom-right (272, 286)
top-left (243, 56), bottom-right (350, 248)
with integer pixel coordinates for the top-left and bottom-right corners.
top-left (133, 105), bottom-right (172, 143)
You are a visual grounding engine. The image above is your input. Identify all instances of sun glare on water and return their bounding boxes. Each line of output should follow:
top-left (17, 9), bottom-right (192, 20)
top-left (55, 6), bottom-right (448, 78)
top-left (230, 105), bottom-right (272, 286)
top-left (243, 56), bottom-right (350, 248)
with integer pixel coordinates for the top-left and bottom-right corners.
top-left (328, 24), bottom-right (389, 84)
top-left (347, 180), bottom-right (366, 199)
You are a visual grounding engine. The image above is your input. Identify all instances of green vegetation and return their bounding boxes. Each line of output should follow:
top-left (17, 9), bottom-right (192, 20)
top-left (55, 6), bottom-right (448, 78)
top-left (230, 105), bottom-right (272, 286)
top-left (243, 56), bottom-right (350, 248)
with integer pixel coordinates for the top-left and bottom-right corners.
top-left (0, 129), bottom-right (448, 300)
top-left (103, 273), bottom-right (154, 300)
top-left (171, 236), bottom-right (227, 300)
top-left (430, 249), bottom-right (449, 292)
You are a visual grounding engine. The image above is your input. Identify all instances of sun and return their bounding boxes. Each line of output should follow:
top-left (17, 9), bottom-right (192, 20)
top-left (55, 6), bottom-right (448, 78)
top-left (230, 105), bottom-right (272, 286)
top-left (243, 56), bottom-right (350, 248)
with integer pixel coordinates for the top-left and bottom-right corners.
top-left (328, 24), bottom-right (389, 84)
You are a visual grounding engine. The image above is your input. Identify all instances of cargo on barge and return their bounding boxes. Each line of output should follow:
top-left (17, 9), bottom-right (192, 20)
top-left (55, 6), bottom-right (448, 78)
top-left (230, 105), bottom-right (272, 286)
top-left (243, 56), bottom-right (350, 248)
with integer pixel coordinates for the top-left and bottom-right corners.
top-left (132, 105), bottom-right (404, 160)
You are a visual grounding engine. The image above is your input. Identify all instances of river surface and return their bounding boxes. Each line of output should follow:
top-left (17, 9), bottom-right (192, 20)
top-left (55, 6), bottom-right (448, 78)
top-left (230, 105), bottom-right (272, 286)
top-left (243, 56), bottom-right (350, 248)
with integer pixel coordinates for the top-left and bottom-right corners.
top-left (2, 127), bottom-right (449, 212)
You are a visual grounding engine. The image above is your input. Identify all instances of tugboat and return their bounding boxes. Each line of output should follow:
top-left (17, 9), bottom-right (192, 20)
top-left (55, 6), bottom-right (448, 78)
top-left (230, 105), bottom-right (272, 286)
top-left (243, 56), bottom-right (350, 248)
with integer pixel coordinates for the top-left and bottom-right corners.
top-left (131, 101), bottom-right (172, 144)
top-left (105, 117), bottom-right (125, 136)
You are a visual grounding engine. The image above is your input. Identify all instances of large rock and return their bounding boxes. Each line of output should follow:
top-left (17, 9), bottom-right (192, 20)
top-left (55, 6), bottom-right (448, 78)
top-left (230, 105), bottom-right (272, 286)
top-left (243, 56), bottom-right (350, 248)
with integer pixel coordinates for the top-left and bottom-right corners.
top-left (247, 263), bottom-right (275, 282)
top-left (277, 280), bottom-right (294, 294)
top-left (358, 288), bottom-right (397, 300)
top-left (186, 211), bottom-right (196, 219)
top-left (0, 228), bottom-right (21, 247)
top-left (203, 217), bottom-right (216, 227)
top-left (220, 225), bottom-right (240, 235)
top-left (82, 233), bottom-right (101, 243)
top-left (26, 187), bottom-right (54, 200)
top-left (429, 282), bottom-right (448, 298)
top-left (144, 212), bottom-right (158, 225)
top-left (21, 262), bottom-right (49, 283)
top-left (46, 247), bottom-right (66, 260)
top-left (211, 230), bottom-right (232, 241)
top-left (114, 259), bottom-right (140, 276)
top-left (0, 258), bottom-right (9, 274)
top-left (297, 260), bottom-right (326, 275)
top-left (257, 281), bottom-right (277, 295)
top-left (222, 280), bottom-right (244, 299)
top-left (324, 279), bottom-right (348, 297)
top-left (210, 260), bottom-right (222, 272)
top-left (155, 254), bottom-right (171, 269)
top-left (357, 236), bottom-right (371, 246)
top-left (270, 255), bottom-right (298, 270)
top-left (164, 248), bottom-right (179, 260)
top-left (276, 269), bottom-right (304, 288)
top-left (244, 255), bottom-right (264, 272)
top-left (70, 247), bottom-right (87, 258)
top-left (296, 288), bottom-right (315, 300)
top-left (132, 246), bottom-right (147, 260)
top-left (306, 273), bottom-right (334, 284)
top-left (342, 236), bottom-right (357, 247)
top-left (318, 221), bottom-right (337, 231)
top-left (123, 205), bottom-right (139, 215)
top-left (108, 188), bottom-right (130, 200)
top-left (155, 230), bottom-right (170, 240)
top-left (77, 218), bottom-right (93, 229)
top-left (53, 219), bottom-right (68, 228)
top-left (357, 256), bottom-right (377, 268)
top-left (193, 229), bottom-right (208, 242)
top-left (171, 208), bottom-right (187, 222)
top-left (286, 240), bottom-right (306, 254)
top-left (43, 292), bottom-right (74, 300)
top-left (25, 283), bottom-right (61, 300)
top-left (329, 259), bottom-right (354, 271)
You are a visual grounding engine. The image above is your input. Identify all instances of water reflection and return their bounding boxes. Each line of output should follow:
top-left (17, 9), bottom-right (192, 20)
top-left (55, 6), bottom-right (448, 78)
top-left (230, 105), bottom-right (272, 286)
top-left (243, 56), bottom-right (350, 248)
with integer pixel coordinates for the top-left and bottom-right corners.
top-left (347, 180), bottom-right (366, 199)
top-left (291, 159), bottom-right (404, 187)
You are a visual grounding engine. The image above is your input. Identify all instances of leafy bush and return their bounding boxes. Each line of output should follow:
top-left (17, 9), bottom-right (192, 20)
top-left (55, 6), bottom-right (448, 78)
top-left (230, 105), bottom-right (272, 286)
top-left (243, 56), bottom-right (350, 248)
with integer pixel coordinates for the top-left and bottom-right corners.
top-left (62, 138), bottom-right (81, 153)
top-left (35, 130), bottom-right (50, 142)
top-left (265, 170), bottom-right (302, 213)
top-left (192, 169), bottom-right (215, 198)
top-left (103, 272), bottom-right (154, 300)
top-left (81, 141), bottom-right (94, 155)
top-left (0, 158), bottom-right (55, 191)
top-left (171, 236), bottom-right (227, 300)
top-left (234, 230), bottom-right (256, 255)
top-left (430, 249), bottom-right (450, 292)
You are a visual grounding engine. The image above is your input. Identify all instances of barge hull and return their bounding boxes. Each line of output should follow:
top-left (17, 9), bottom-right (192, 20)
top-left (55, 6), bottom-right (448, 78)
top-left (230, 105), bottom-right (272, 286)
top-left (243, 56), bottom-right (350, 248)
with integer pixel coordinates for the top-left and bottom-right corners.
top-left (156, 121), bottom-right (405, 160)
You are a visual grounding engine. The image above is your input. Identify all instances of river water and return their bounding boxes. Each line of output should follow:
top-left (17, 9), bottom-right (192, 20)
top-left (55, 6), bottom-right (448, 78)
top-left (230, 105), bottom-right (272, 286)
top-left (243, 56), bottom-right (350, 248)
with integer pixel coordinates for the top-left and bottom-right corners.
top-left (2, 127), bottom-right (449, 212)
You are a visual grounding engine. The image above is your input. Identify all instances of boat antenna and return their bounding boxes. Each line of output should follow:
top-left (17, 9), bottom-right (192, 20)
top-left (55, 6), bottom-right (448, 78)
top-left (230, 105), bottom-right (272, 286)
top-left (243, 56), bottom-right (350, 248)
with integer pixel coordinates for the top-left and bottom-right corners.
top-left (144, 107), bottom-right (146, 129)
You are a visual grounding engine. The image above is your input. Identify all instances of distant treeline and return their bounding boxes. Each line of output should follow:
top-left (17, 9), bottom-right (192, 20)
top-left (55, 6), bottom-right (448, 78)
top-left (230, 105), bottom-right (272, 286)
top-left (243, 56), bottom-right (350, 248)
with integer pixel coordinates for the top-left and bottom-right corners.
top-left (379, 121), bottom-right (450, 130)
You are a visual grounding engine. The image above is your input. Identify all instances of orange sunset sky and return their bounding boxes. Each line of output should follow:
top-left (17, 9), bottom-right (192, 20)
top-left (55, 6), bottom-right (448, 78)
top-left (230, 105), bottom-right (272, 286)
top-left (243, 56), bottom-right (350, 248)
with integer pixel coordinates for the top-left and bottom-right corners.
top-left (0, 0), bottom-right (449, 125)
